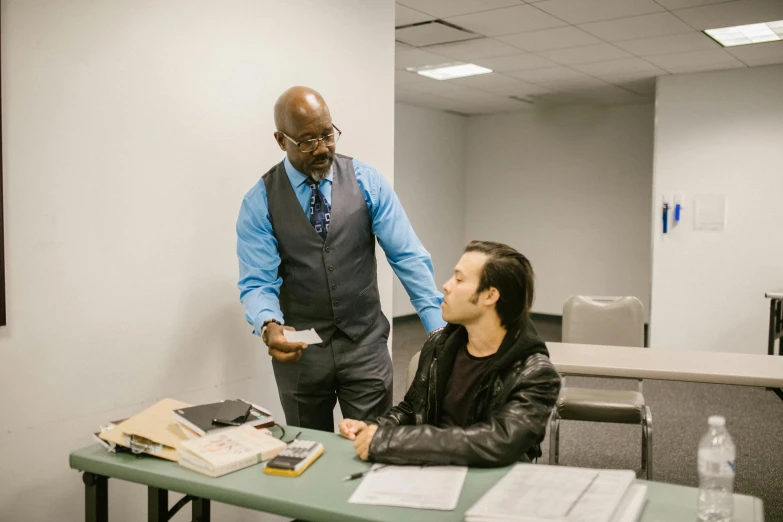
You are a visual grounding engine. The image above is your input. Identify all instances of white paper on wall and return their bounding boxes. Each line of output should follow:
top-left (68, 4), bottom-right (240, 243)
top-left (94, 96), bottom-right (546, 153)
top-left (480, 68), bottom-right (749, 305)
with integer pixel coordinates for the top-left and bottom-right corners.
top-left (694, 195), bottom-right (726, 231)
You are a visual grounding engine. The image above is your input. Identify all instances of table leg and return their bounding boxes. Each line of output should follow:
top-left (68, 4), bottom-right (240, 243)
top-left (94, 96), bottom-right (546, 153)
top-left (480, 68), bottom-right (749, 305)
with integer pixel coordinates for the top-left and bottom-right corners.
top-left (83, 472), bottom-right (108, 522)
top-left (193, 497), bottom-right (211, 522)
top-left (770, 299), bottom-right (776, 356)
top-left (148, 486), bottom-right (168, 522)
top-left (777, 300), bottom-right (783, 356)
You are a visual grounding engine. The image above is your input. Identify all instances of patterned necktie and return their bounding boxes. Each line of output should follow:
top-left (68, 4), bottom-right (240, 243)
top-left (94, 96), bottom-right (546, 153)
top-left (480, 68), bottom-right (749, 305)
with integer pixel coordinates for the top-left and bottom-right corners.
top-left (305, 178), bottom-right (331, 240)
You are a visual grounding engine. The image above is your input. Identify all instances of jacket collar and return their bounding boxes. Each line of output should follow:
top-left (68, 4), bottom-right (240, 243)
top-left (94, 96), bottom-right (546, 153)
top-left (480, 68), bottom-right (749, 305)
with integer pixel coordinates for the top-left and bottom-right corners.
top-left (435, 321), bottom-right (549, 372)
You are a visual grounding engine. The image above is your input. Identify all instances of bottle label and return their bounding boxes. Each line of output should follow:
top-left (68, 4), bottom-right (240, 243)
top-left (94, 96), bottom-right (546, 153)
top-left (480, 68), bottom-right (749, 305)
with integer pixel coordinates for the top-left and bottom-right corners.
top-left (699, 459), bottom-right (735, 475)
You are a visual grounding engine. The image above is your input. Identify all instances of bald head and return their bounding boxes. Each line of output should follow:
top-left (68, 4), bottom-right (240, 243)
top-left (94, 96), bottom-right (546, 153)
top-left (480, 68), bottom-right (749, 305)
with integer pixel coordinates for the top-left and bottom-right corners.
top-left (274, 86), bottom-right (330, 134)
top-left (273, 86), bottom-right (336, 180)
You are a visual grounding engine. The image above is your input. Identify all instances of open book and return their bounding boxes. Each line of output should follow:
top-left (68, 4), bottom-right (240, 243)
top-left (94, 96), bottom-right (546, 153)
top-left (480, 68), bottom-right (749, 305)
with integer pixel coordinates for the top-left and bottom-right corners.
top-left (178, 425), bottom-right (286, 477)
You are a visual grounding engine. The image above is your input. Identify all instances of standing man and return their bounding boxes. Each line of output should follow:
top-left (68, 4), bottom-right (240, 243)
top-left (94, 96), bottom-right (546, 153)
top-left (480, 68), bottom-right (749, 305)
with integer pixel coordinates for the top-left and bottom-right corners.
top-left (237, 86), bottom-right (445, 431)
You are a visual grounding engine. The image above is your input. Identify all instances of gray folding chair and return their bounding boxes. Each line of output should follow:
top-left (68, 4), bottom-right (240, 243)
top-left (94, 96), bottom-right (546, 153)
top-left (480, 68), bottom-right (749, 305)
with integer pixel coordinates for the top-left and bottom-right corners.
top-left (549, 296), bottom-right (653, 479)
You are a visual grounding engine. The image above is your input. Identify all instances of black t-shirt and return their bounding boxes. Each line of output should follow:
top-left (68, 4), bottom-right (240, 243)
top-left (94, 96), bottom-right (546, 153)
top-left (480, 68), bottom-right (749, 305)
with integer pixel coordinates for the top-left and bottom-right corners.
top-left (438, 343), bottom-right (495, 428)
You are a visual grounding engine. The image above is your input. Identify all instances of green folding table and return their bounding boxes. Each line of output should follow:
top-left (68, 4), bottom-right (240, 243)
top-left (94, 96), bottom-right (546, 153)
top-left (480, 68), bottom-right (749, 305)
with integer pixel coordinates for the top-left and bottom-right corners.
top-left (70, 425), bottom-right (764, 522)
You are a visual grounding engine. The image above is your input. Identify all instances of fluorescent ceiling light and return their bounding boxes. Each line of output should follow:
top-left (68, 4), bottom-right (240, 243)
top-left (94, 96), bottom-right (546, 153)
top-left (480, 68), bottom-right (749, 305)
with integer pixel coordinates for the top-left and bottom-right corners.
top-left (704, 20), bottom-right (783, 47)
top-left (407, 62), bottom-right (492, 80)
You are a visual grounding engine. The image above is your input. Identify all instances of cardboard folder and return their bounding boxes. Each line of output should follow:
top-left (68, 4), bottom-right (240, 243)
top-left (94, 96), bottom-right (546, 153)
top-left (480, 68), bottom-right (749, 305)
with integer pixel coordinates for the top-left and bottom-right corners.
top-left (100, 398), bottom-right (190, 462)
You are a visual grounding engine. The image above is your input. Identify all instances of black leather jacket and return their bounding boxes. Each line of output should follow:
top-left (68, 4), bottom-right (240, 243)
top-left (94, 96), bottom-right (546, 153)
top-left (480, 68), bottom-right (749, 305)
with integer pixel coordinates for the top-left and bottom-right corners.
top-left (368, 322), bottom-right (561, 467)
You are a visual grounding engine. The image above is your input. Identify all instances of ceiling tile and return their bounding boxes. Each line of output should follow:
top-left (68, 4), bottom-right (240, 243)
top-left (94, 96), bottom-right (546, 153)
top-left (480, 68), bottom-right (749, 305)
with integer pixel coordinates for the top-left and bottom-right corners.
top-left (395, 70), bottom-right (432, 85)
top-left (498, 26), bottom-right (603, 52)
top-left (480, 80), bottom-right (554, 96)
top-left (507, 67), bottom-right (611, 89)
top-left (532, 91), bottom-right (590, 105)
top-left (416, 95), bottom-right (485, 115)
top-left (473, 96), bottom-right (535, 111)
top-left (396, 0), bottom-right (524, 19)
top-left (396, 21), bottom-right (481, 47)
top-left (534, 0), bottom-right (665, 24)
top-left (395, 49), bottom-right (451, 70)
top-left (654, 0), bottom-right (734, 9)
top-left (450, 72), bottom-right (522, 88)
top-left (672, 0), bottom-right (783, 31)
top-left (613, 77), bottom-right (657, 96)
top-left (539, 43), bottom-right (632, 65)
top-left (445, 5), bottom-right (568, 36)
top-left (579, 13), bottom-right (694, 42)
top-left (396, 4), bottom-right (434, 26)
top-left (593, 69), bottom-right (668, 84)
top-left (426, 38), bottom-right (522, 60)
top-left (645, 49), bottom-right (746, 73)
top-left (473, 53), bottom-right (559, 71)
top-left (571, 85), bottom-right (652, 105)
top-left (572, 57), bottom-right (666, 77)
top-left (396, 41), bottom-right (414, 51)
top-left (403, 79), bottom-right (471, 94)
top-left (395, 89), bottom-right (444, 105)
top-left (615, 32), bottom-right (720, 57)
top-left (727, 40), bottom-right (783, 66)
top-left (439, 87), bottom-right (518, 105)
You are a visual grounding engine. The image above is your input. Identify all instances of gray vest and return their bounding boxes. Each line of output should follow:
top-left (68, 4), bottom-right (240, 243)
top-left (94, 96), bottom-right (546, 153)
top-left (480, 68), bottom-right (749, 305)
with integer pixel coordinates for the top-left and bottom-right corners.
top-left (263, 154), bottom-right (381, 342)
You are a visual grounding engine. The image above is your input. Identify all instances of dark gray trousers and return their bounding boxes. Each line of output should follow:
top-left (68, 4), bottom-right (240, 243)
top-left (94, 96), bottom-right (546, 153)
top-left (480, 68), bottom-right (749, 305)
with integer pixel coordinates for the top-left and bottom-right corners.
top-left (271, 314), bottom-right (393, 432)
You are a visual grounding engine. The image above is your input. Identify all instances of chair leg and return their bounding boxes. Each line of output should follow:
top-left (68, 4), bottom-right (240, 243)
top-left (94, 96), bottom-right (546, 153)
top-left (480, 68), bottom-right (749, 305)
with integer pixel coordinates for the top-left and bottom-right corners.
top-left (549, 410), bottom-right (561, 465)
top-left (642, 406), bottom-right (653, 480)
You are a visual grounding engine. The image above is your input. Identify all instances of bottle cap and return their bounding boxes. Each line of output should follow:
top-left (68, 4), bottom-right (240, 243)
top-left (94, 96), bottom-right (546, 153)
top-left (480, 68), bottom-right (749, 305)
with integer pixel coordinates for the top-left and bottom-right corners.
top-left (708, 415), bottom-right (726, 427)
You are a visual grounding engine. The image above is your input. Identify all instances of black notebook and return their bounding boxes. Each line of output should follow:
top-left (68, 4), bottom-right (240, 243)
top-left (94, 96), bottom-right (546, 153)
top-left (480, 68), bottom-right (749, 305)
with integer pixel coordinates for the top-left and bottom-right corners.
top-left (172, 399), bottom-right (274, 437)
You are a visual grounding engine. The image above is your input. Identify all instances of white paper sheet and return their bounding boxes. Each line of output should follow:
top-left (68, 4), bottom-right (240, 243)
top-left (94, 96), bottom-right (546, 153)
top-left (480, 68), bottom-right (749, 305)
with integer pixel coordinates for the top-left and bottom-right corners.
top-left (465, 464), bottom-right (636, 522)
top-left (349, 465), bottom-right (468, 511)
top-left (694, 194), bottom-right (726, 231)
top-left (282, 328), bottom-right (323, 345)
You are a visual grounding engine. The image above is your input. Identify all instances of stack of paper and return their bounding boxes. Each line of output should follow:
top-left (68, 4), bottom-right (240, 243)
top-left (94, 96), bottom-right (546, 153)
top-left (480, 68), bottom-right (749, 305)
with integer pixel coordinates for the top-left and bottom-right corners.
top-left (465, 464), bottom-right (646, 522)
top-left (349, 465), bottom-right (468, 511)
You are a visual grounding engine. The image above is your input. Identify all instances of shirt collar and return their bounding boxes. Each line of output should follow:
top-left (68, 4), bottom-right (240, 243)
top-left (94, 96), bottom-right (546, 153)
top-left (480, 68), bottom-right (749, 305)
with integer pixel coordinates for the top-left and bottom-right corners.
top-left (283, 156), bottom-right (333, 188)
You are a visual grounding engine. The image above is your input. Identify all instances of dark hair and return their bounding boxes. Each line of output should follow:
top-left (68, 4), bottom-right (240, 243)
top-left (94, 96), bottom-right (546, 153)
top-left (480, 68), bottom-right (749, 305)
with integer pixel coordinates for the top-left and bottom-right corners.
top-left (464, 240), bottom-right (535, 330)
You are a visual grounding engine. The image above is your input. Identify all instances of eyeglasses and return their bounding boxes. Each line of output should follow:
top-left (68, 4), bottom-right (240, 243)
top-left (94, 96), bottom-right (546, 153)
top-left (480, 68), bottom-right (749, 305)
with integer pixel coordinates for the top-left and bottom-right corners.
top-left (280, 125), bottom-right (342, 153)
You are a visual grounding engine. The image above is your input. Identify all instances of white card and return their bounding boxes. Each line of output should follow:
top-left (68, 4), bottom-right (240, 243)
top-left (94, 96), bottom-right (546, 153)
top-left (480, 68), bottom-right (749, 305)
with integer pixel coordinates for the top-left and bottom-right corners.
top-left (283, 328), bottom-right (323, 345)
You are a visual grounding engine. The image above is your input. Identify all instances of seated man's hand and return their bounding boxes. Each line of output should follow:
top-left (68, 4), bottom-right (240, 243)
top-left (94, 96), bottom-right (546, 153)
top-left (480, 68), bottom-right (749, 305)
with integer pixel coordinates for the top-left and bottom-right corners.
top-left (338, 419), bottom-right (368, 441)
top-left (353, 424), bottom-right (379, 461)
top-left (265, 323), bottom-right (307, 363)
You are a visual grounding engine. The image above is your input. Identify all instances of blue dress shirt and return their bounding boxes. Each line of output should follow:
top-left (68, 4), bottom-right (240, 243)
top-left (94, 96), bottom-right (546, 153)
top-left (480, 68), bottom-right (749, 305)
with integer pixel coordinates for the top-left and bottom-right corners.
top-left (237, 156), bottom-right (446, 335)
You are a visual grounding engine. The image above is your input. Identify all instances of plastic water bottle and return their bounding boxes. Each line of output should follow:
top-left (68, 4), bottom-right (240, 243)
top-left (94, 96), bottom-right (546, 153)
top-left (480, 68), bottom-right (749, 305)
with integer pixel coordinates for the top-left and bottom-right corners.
top-left (697, 416), bottom-right (736, 522)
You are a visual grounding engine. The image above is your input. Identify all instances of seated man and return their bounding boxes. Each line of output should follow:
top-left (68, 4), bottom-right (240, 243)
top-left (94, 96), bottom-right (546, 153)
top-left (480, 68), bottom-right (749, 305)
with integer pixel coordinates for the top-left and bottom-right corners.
top-left (339, 240), bottom-right (562, 467)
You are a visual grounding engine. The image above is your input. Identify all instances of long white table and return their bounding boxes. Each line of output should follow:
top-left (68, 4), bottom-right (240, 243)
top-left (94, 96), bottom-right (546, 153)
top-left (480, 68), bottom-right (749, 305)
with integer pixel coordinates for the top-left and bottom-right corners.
top-left (547, 342), bottom-right (783, 400)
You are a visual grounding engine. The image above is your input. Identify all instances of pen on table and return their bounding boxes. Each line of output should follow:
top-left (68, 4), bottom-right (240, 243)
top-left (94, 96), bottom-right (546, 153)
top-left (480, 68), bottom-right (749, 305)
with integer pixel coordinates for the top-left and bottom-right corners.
top-left (343, 465), bottom-right (387, 481)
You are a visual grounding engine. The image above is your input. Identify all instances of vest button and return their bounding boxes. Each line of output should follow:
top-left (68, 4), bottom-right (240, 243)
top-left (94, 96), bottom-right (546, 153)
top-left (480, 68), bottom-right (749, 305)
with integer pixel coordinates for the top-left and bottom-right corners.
top-left (328, 266), bottom-right (335, 271)
top-left (335, 318), bottom-right (342, 324)
top-left (325, 247), bottom-right (332, 253)
top-left (331, 284), bottom-right (337, 290)
top-left (334, 301), bottom-right (340, 306)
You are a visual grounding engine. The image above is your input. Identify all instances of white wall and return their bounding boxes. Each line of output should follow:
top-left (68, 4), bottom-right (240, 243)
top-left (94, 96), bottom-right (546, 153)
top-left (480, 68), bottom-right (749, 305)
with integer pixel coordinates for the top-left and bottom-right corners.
top-left (0, 1), bottom-right (394, 521)
top-left (463, 105), bottom-right (654, 317)
top-left (392, 103), bottom-right (467, 318)
top-left (650, 65), bottom-right (783, 354)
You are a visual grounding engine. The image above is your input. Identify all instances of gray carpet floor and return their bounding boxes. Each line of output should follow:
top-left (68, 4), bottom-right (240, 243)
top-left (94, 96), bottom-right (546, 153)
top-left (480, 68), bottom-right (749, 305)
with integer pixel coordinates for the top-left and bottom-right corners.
top-left (392, 316), bottom-right (783, 522)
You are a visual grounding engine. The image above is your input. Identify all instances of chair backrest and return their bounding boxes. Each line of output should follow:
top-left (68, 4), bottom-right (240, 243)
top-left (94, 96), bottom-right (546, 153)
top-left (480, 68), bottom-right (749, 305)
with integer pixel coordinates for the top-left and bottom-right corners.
top-left (562, 296), bottom-right (644, 347)
top-left (407, 351), bottom-right (421, 389)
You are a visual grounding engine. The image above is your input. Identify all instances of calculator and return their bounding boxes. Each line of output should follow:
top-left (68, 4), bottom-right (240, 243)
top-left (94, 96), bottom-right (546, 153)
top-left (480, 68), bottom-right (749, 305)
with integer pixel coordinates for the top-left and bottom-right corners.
top-left (264, 439), bottom-right (324, 477)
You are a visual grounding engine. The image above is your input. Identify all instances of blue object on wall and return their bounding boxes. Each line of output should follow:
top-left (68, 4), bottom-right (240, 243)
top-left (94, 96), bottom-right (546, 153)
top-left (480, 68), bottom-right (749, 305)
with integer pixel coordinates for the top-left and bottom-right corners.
top-left (663, 203), bottom-right (669, 234)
